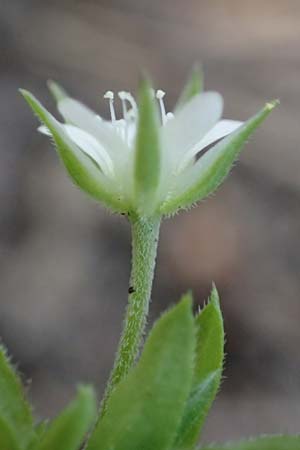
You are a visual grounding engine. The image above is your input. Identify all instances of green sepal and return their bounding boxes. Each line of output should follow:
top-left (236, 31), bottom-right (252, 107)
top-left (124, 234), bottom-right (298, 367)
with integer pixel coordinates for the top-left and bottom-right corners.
top-left (0, 346), bottom-right (37, 450)
top-left (47, 80), bottom-right (68, 102)
top-left (175, 64), bottom-right (204, 112)
top-left (86, 294), bottom-right (195, 450)
top-left (199, 434), bottom-right (300, 450)
top-left (161, 100), bottom-right (279, 215)
top-left (174, 286), bottom-right (224, 450)
top-left (20, 89), bottom-right (126, 213)
top-left (35, 385), bottom-right (96, 450)
top-left (134, 78), bottom-right (161, 216)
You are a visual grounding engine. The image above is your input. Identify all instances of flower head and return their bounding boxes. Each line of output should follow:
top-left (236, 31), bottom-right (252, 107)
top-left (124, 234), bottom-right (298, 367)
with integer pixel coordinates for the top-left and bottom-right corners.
top-left (20, 69), bottom-right (278, 217)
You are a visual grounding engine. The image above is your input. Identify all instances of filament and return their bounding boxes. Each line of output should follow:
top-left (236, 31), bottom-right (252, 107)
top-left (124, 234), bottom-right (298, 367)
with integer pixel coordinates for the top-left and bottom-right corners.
top-left (104, 91), bottom-right (116, 124)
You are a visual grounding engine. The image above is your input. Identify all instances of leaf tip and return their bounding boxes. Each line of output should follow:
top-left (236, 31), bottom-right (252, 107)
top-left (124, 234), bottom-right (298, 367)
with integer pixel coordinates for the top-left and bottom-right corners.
top-left (191, 61), bottom-right (204, 83)
top-left (180, 290), bottom-right (194, 309)
top-left (175, 64), bottom-right (204, 111)
top-left (138, 74), bottom-right (155, 104)
top-left (210, 283), bottom-right (220, 309)
top-left (266, 98), bottom-right (280, 110)
top-left (77, 383), bottom-right (96, 398)
top-left (47, 80), bottom-right (68, 102)
top-left (76, 384), bottom-right (97, 416)
top-left (19, 88), bottom-right (32, 101)
top-left (19, 89), bottom-right (43, 117)
top-left (138, 68), bottom-right (151, 85)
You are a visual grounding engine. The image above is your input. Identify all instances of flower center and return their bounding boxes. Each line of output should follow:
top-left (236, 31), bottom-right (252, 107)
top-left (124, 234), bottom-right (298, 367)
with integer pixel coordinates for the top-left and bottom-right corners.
top-left (103, 89), bottom-right (173, 146)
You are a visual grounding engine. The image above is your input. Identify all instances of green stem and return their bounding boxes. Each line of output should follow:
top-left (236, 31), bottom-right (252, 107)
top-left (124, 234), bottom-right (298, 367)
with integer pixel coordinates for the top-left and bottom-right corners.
top-left (101, 214), bottom-right (161, 414)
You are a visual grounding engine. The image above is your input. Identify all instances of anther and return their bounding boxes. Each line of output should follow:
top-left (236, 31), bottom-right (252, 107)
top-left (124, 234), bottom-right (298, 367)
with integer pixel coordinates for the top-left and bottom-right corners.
top-left (156, 89), bottom-right (166, 100)
top-left (104, 90), bottom-right (114, 99)
top-left (104, 90), bottom-right (116, 123)
top-left (118, 91), bottom-right (127, 100)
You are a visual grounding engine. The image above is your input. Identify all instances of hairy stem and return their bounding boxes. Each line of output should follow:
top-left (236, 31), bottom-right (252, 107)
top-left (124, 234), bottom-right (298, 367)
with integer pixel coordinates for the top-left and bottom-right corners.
top-left (101, 214), bottom-right (160, 414)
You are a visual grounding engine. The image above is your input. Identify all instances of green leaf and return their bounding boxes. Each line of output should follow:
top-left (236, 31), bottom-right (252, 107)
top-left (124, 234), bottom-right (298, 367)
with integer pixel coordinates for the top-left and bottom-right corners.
top-left (20, 89), bottom-right (126, 213)
top-left (34, 421), bottom-right (48, 442)
top-left (0, 346), bottom-right (36, 449)
top-left (0, 416), bottom-right (21, 450)
top-left (193, 286), bottom-right (224, 389)
top-left (175, 64), bottom-right (204, 112)
top-left (161, 100), bottom-right (279, 215)
top-left (36, 385), bottom-right (96, 450)
top-left (174, 286), bottom-right (224, 450)
top-left (199, 434), bottom-right (300, 450)
top-left (86, 295), bottom-right (195, 450)
top-left (134, 78), bottom-right (161, 216)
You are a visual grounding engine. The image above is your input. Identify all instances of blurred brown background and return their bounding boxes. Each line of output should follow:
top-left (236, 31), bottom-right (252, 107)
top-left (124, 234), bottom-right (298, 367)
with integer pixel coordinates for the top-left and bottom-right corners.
top-left (0, 0), bottom-right (300, 444)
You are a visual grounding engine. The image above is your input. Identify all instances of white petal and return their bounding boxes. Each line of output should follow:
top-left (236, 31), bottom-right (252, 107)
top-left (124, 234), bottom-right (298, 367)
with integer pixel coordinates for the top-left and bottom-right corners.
top-left (58, 98), bottom-right (102, 129)
top-left (171, 122), bottom-right (245, 199)
top-left (125, 121), bottom-right (137, 148)
top-left (176, 119), bottom-right (243, 173)
top-left (58, 98), bottom-right (131, 164)
top-left (64, 125), bottom-right (114, 178)
top-left (162, 92), bottom-right (223, 169)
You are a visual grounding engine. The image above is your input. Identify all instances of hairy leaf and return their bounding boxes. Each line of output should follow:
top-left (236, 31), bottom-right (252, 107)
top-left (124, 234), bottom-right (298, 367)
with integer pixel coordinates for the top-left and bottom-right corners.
top-left (175, 286), bottom-right (224, 450)
top-left (36, 385), bottom-right (96, 450)
top-left (0, 416), bottom-right (22, 450)
top-left (0, 346), bottom-right (36, 449)
top-left (86, 295), bottom-right (195, 450)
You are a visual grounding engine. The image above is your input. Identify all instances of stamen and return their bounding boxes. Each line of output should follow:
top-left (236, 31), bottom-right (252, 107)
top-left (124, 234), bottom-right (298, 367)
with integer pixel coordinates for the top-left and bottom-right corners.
top-left (156, 89), bottom-right (167, 125)
top-left (104, 90), bottom-right (116, 123)
top-left (118, 91), bottom-right (128, 120)
top-left (118, 91), bottom-right (138, 120)
top-left (114, 118), bottom-right (127, 143)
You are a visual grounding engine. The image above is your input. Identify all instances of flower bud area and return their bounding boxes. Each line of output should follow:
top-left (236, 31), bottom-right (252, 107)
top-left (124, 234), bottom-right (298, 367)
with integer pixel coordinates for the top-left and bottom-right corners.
top-left (103, 89), bottom-right (173, 147)
top-left (29, 81), bottom-right (274, 217)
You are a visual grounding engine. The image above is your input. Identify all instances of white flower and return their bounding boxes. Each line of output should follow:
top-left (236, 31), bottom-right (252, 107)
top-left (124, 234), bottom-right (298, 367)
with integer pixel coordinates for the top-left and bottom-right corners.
top-left (21, 76), bottom-right (277, 217)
